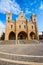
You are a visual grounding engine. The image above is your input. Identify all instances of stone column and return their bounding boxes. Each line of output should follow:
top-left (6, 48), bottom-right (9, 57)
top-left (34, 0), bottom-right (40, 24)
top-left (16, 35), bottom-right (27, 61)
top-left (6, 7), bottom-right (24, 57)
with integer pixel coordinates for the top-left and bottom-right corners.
top-left (28, 33), bottom-right (31, 40)
top-left (16, 33), bottom-right (18, 44)
top-left (32, 35), bottom-right (34, 40)
top-left (16, 34), bottom-right (18, 40)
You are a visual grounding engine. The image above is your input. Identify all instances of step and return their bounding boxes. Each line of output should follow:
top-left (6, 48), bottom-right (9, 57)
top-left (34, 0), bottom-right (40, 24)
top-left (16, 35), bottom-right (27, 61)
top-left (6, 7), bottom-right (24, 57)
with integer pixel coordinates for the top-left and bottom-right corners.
top-left (0, 44), bottom-right (43, 56)
top-left (0, 58), bottom-right (43, 65)
top-left (0, 40), bottom-right (40, 45)
top-left (0, 52), bottom-right (43, 63)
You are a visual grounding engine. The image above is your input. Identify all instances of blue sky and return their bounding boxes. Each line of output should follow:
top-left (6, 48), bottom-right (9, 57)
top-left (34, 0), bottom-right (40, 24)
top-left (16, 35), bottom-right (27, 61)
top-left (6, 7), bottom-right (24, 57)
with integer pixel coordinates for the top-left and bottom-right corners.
top-left (0, 0), bottom-right (43, 34)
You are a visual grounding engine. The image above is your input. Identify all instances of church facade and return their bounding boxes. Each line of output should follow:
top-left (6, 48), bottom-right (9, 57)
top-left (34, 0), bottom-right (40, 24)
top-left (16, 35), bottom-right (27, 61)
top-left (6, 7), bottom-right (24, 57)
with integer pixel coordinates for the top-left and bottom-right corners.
top-left (5, 12), bottom-right (39, 40)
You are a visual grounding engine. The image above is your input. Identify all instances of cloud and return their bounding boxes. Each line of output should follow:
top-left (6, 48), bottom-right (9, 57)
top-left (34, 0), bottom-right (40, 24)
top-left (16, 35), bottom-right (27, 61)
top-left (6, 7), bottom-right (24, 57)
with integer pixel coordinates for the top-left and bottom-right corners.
top-left (25, 8), bottom-right (31, 15)
top-left (0, 0), bottom-right (21, 15)
top-left (0, 21), bottom-right (5, 32)
top-left (39, 32), bottom-right (42, 35)
top-left (40, 2), bottom-right (43, 10)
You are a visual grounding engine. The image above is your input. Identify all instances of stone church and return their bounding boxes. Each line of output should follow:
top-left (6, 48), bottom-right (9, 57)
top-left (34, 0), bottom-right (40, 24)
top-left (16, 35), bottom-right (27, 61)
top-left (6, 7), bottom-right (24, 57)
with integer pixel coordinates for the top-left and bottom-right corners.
top-left (5, 12), bottom-right (39, 40)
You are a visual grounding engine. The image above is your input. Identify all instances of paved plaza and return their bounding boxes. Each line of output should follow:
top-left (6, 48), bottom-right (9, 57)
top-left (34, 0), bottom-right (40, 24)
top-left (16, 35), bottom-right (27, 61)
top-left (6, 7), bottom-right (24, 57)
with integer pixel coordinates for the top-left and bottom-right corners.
top-left (0, 40), bottom-right (43, 65)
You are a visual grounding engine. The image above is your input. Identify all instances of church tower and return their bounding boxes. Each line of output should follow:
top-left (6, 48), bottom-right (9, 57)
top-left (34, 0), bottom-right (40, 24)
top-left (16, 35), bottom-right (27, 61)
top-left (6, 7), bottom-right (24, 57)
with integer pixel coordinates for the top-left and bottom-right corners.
top-left (31, 14), bottom-right (39, 40)
top-left (5, 12), bottom-right (12, 40)
top-left (31, 14), bottom-right (36, 22)
top-left (6, 12), bottom-right (12, 22)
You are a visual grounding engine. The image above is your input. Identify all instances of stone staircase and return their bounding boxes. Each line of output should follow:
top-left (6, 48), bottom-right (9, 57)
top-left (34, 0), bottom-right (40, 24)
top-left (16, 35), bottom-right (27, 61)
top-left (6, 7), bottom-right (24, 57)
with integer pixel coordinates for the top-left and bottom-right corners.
top-left (0, 53), bottom-right (43, 65)
top-left (0, 52), bottom-right (43, 63)
top-left (19, 40), bottom-right (40, 44)
top-left (0, 40), bottom-right (16, 45)
top-left (0, 40), bottom-right (40, 45)
top-left (0, 40), bottom-right (43, 65)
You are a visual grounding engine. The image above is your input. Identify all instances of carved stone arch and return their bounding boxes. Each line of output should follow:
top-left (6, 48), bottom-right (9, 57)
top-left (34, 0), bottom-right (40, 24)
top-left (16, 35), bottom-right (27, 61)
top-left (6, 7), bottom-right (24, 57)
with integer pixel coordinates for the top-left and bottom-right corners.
top-left (30, 32), bottom-right (35, 40)
top-left (18, 31), bottom-right (27, 40)
top-left (9, 31), bottom-right (16, 40)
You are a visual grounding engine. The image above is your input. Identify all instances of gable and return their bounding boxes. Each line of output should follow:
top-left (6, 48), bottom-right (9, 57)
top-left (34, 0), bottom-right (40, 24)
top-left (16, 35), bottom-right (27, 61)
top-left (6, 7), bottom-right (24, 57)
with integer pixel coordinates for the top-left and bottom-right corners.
top-left (17, 12), bottom-right (26, 20)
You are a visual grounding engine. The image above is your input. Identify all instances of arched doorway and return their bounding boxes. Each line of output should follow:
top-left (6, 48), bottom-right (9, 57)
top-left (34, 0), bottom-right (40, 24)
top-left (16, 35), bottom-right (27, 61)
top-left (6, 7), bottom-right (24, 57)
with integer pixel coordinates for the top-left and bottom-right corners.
top-left (9, 32), bottom-right (16, 40)
top-left (30, 32), bottom-right (35, 40)
top-left (18, 31), bottom-right (27, 40)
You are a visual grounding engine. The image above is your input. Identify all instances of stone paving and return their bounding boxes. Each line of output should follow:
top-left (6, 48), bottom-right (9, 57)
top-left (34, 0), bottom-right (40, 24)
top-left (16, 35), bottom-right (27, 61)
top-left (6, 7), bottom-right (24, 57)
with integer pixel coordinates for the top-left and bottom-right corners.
top-left (0, 40), bottom-right (43, 65)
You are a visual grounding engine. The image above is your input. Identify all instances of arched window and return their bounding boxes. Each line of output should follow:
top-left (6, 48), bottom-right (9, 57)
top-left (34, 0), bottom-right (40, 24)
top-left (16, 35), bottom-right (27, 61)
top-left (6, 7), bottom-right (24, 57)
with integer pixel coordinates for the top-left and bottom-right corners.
top-left (32, 26), bottom-right (33, 29)
top-left (24, 25), bottom-right (26, 28)
top-left (11, 25), bottom-right (13, 29)
top-left (8, 17), bottom-right (10, 19)
top-left (8, 20), bottom-right (10, 22)
top-left (19, 25), bottom-right (21, 28)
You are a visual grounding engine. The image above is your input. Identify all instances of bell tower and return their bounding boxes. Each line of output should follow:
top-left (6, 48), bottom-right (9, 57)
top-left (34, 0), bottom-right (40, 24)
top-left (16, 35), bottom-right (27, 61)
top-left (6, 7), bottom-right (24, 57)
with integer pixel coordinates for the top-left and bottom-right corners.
top-left (6, 12), bottom-right (12, 22)
top-left (31, 14), bottom-right (39, 40)
top-left (5, 12), bottom-right (12, 40)
top-left (31, 14), bottom-right (36, 22)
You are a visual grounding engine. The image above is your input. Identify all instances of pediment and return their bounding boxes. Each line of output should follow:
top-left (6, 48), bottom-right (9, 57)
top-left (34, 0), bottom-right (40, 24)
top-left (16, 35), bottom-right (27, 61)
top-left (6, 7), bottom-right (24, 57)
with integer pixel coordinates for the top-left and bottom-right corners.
top-left (17, 12), bottom-right (26, 20)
